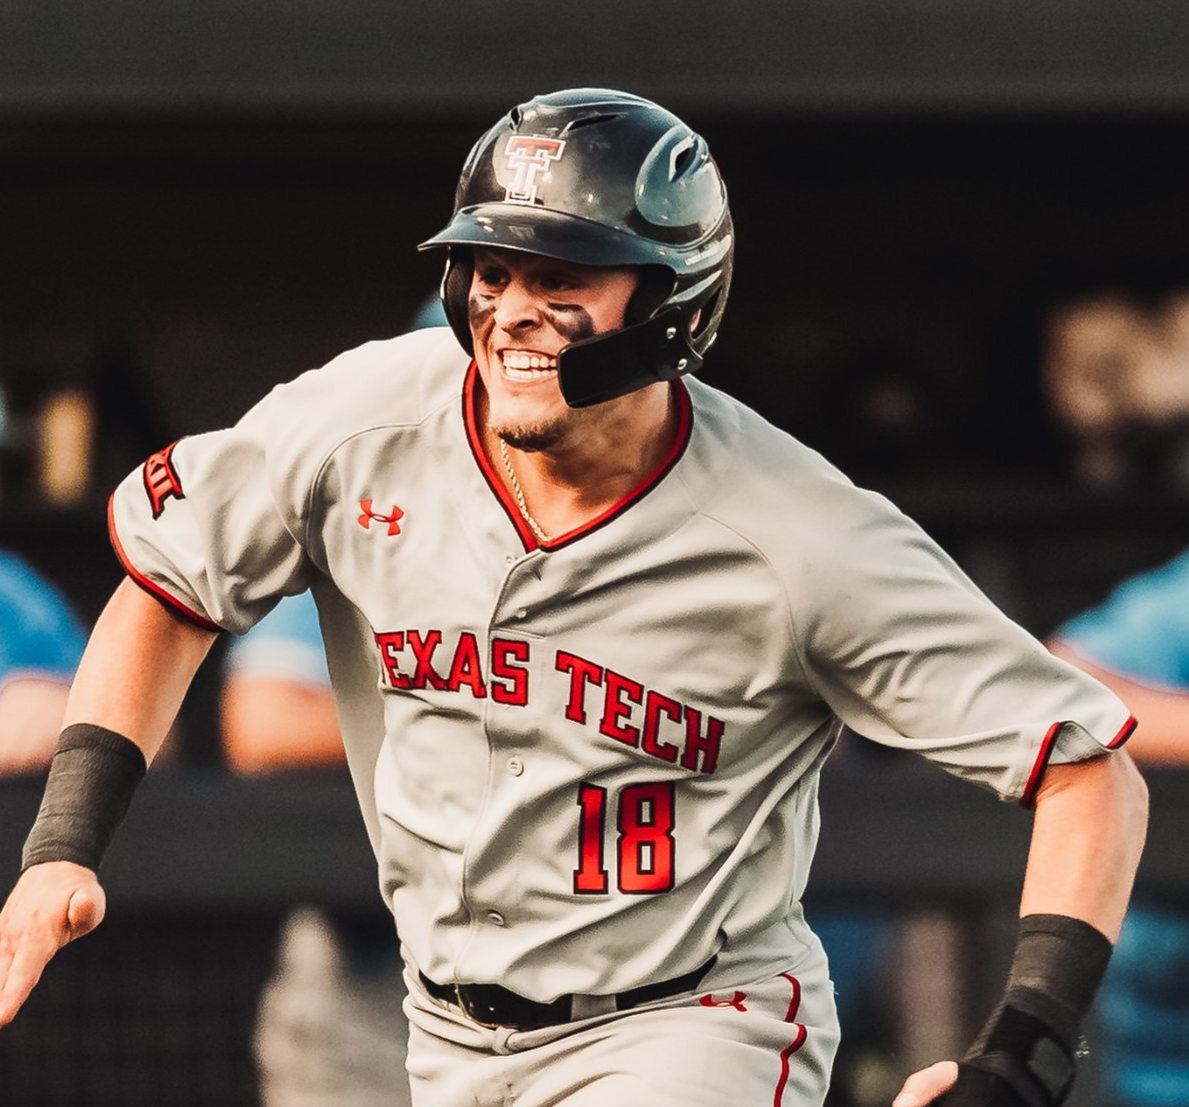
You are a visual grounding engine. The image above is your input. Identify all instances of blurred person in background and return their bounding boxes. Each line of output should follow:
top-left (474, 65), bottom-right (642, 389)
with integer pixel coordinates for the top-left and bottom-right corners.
top-left (0, 549), bottom-right (86, 774)
top-left (222, 589), bottom-right (411, 1107)
top-left (1044, 289), bottom-right (1189, 487)
top-left (1050, 550), bottom-right (1189, 1107)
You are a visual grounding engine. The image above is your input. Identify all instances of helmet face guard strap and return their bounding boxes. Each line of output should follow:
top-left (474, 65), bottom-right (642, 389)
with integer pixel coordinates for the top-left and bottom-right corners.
top-left (558, 307), bottom-right (696, 408)
top-left (420, 88), bottom-right (734, 408)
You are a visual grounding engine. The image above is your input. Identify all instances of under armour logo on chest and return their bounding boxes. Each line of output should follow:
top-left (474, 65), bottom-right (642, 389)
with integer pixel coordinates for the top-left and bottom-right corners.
top-left (358, 498), bottom-right (404, 536)
top-left (699, 991), bottom-right (748, 1012)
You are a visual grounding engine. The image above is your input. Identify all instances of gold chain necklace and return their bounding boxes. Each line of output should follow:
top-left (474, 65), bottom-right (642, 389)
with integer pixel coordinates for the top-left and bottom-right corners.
top-left (498, 437), bottom-right (551, 543)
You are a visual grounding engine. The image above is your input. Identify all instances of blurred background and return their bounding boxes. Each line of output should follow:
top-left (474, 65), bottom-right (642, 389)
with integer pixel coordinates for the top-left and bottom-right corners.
top-left (2, 2), bottom-right (1188, 1104)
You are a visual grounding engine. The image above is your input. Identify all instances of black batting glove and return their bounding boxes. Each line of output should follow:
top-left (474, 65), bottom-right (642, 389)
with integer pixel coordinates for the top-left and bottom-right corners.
top-left (943, 914), bottom-right (1112, 1107)
top-left (940, 1048), bottom-right (1069, 1107)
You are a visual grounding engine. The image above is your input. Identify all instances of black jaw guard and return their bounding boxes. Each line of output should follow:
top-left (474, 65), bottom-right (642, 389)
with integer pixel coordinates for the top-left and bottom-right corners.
top-left (557, 308), bottom-right (701, 408)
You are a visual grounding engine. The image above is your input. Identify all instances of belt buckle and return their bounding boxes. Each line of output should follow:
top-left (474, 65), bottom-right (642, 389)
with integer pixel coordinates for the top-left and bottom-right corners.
top-left (453, 983), bottom-right (502, 1030)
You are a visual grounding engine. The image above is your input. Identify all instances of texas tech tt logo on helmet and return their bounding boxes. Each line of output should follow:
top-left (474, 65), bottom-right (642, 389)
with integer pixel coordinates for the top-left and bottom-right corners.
top-left (502, 136), bottom-right (566, 204)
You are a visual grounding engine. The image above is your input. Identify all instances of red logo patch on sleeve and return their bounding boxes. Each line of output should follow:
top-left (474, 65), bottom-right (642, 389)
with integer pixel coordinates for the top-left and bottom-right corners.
top-left (143, 442), bottom-right (185, 518)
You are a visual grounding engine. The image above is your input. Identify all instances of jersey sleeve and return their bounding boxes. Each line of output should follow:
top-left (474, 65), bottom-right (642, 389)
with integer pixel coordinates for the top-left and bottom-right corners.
top-left (108, 332), bottom-right (465, 636)
top-left (108, 387), bottom-right (319, 636)
top-left (793, 487), bottom-right (1134, 804)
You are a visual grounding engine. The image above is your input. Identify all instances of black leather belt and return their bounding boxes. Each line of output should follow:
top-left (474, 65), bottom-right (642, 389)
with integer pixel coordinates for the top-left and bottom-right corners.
top-left (418, 957), bottom-right (715, 1031)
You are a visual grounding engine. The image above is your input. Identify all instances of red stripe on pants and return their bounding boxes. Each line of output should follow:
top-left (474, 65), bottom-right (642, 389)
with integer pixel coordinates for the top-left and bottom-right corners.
top-left (773, 973), bottom-right (808, 1105)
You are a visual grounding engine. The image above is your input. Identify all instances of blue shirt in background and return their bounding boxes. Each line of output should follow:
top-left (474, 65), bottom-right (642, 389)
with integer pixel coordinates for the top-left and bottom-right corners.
top-left (224, 590), bottom-right (330, 688)
top-left (0, 551), bottom-right (86, 686)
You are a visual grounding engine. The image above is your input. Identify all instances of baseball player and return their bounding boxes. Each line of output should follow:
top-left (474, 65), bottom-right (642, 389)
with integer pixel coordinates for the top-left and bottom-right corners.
top-left (0, 89), bottom-right (1148, 1107)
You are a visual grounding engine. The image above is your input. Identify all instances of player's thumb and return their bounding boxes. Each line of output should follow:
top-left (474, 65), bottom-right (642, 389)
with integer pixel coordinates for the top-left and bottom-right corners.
top-left (64, 883), bottom-right (106, 942)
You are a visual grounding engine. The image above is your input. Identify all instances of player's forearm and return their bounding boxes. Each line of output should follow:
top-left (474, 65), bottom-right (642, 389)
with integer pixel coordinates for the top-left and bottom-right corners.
top-left (17, 579), bottom-right (215, 878)
top-left (905, 753), bottom-right (1150, 1106)
top-left (1019, 751), bottom-right (1148, 941)
top-left (63, 576), bottom-right (219, 765)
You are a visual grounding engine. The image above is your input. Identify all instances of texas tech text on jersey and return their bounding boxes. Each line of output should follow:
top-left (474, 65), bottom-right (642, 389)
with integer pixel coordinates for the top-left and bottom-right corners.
top-left (372, 629), bottom-right (723, 774)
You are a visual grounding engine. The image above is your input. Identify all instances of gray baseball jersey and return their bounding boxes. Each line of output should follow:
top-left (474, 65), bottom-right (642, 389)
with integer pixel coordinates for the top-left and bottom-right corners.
top-left (109, 326), bottom-right (1133, 1008)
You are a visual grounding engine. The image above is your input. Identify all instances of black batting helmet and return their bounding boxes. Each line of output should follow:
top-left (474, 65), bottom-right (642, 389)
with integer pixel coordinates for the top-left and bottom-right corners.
top-left (419, 88), bottom-right (733, 407)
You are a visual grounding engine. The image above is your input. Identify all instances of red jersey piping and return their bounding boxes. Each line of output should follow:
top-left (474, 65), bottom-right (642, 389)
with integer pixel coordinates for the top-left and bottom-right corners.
top-left (1107, 715), bottom-right (1137, 749)
top-left (1020, 722), bottom-right (1062, 808)
top-left (462, 360), bottom-right (693, 552)
top-left (107, 494), bottom-right (223, 633)
top-left (1019, 713), bottom-right (1138, 808)
top-left (464, 363), bottom-right (539, 548)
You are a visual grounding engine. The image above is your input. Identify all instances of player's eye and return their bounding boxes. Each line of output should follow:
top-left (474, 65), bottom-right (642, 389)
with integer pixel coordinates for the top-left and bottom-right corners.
top-left (539, 273), bottom-right (580, 294)
top-left (474, 266), bottom-right (508, 289)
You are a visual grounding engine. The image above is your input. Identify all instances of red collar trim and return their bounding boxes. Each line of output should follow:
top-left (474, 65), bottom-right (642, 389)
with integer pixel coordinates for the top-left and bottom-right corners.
top-left (464, 361), bottom-right (541, 548)
top-left (462, 361), bottom-right (693, 552)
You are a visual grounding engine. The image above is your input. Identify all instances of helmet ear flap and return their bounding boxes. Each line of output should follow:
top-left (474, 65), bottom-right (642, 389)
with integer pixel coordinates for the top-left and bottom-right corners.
top-left (441, 247), bottom-right (475, 356)
top-left (624, 266), bottom-right (675, 328)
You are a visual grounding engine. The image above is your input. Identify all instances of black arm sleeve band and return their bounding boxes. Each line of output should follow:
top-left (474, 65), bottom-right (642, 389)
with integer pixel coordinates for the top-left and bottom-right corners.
top-left (959, 913), bottom-right (1113, 1107)
top-left (20, 723), bottom-right (148, 873)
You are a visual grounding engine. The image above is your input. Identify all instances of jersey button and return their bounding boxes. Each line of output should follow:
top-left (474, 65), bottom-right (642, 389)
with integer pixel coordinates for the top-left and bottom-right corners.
top-left (485, 910), bottom-right (506, 927)
top-left (506, 757), bottom-right (524, 776)
top-left (515, 608), bottom-right (528, 619)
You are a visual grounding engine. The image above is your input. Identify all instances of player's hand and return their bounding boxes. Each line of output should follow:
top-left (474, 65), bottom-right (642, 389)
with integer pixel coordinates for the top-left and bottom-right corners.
top-left (0, 861), bottom-right (106, 1028)
top-left (892, 1060), bottom-right (958, 1106)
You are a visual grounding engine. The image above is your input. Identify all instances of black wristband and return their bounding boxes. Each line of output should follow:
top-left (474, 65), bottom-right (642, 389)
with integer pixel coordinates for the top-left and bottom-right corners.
top-left (942, 1058), bottom-right (1048, 1107)
top-left (964, 914), bottom-right (1113, 1106)
top-left (20, 723), bottom-right (147, 873)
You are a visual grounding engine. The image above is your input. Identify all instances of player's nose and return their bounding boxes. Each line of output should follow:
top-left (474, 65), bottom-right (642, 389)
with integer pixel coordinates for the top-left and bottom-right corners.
top-left (491, 279), bottom-right (543, 332)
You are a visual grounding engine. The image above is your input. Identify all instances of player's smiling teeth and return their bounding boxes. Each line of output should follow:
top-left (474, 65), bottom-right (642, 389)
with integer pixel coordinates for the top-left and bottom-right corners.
top-left (501, 350), bottom-right (558, 377)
